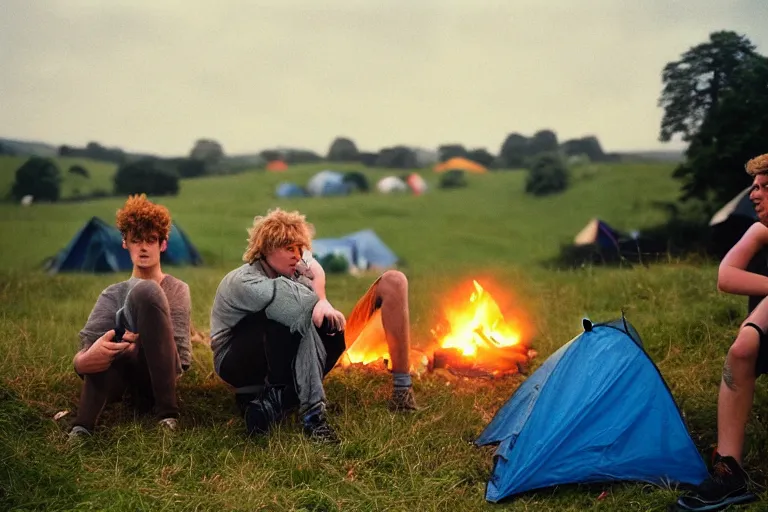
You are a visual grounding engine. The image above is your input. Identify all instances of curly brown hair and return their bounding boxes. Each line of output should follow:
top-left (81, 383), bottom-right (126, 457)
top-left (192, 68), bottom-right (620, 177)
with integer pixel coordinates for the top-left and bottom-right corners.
top-left (243, 208), bottom-right (314, 264)
top-left (116, 194), bottom-right (172, 241)
top-left (746, 153), bottom-right (768, 176)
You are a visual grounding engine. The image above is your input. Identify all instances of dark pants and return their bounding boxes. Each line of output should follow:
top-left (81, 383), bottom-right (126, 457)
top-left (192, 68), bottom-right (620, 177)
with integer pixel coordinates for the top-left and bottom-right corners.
top-left (218, 312), bottom-right (346, 413)
top-left (74, 281), bottom-right (180, 431)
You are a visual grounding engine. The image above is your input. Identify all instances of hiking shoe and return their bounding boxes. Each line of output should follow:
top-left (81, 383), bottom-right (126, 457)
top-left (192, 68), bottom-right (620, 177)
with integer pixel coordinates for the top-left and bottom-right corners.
top-left (677, 454), bottom-right (757, 511)
top-left (67, 425), bottom-right (91, 442)
top-left (388, 386), bottom-right (419, 412)
top-left (158, 417), bottom-right (178, 431)
top-left (302, 409), bottom-right (340, 444)
top-left (245, 386), bottom-right (285, 436)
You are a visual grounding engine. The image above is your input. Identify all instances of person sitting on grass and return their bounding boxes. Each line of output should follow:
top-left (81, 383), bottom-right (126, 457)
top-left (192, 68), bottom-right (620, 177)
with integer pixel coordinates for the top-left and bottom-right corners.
top-left (68, 194), bottom-right (192, 439)
top-left (209, 208), bottom-right (418, 444)
top-left (677, 154), bottom-right (768, 511)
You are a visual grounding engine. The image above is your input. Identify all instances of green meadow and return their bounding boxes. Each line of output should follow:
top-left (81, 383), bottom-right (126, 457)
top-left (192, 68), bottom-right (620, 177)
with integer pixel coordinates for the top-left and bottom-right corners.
top-left (1, 158), bottom-right (765, 511)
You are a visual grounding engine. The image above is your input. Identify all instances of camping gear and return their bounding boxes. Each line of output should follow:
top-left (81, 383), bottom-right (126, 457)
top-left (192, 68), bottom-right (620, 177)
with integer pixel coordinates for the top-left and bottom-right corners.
top-left (476, 316), bottom-right (708, 503)
top-left (307, 170), bottom-right (350, 197)
top-left (312, 229), bottom-right (398, 270)
top-left (46, 217), bottom-right (202, 273)
top-left (376, 176), bottom-right (408, 194)
top-left (342, 171), bottom-right (370, 192)
top-left (275, 182), bottom-right (308, 198)
top-left (434, 157), bottom-right (488, 174)
top-left (406, 173), bottom-right (428, 195)
top-left (709, 186), bottom-right (758, 257)
top-left (266, 160), bottom-right (288, 172)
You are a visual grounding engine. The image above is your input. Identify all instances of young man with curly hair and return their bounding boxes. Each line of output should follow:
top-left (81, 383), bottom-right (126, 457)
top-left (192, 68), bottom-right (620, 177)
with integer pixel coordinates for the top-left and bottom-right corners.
top-left (210, 208), bottom-right (417, 443)
top-left (68, 195), bottom-right (192, 438)
top-left (677, 154), bottom-right (768, 511)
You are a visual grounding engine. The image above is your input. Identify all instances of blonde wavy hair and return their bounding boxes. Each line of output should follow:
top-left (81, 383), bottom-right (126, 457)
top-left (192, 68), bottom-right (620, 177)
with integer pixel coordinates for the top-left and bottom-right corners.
top-left (746, 153), bottom-right (768, 176)
top-left (116, 194), bottom-right (172, 240)
top-left (243, 208), bottom-right (314, 264)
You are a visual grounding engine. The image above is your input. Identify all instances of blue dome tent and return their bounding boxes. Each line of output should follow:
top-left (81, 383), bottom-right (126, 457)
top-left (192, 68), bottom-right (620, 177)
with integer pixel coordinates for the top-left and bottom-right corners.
top-left (311, 229), bottom-right (398, 270)
top-left (475, 316), bottom-right (708, 503)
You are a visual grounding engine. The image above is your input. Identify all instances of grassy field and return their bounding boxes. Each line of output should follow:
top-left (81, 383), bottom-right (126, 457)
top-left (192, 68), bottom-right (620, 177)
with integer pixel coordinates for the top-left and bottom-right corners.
top-left (1, 158), bottom-right (766, 511)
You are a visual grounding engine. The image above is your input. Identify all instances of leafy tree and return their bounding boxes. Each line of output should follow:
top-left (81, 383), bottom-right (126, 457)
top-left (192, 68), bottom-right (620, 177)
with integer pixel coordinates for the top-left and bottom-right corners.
top-left (561, 136), bottom-right (606, 162)
top-left (498, 133), bottom-right (528, 168)
top-left (190, 139), bottom-right (224, 164)
top-left (525, 153), bottom-right (570, 196)
top-left (114, 159), bottom-right (179, 196)
top-left (659, 31), bottom-right (768, 203)
top-left (439, 169), bottom-right (467, 189)
top-left (466, 148), bottom-right (495, 168)
top-left (11, 157), bottom-right (62, 201)
top-left (528, 130), bottom-right (559, 156)
top-left (437, 144), bottom-right (467, 162)
top-left (375, 146), bottom-right (417, 169)
top-left (327, 137), bottom-right (359, 162)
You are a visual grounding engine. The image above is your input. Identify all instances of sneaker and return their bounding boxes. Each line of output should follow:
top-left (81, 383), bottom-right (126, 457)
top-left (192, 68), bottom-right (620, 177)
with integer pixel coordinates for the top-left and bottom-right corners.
top-left (677, 453), bottom-right (758, 511)
top-left (157, 417), bottom-right (178, 431)
top-left (388, 386), bottom-right (419, 412)
top-left (67, 425), bottom-right (91, 441)
top-left (244, 386), bottom-right (285, 436)
top-left (302, 408), bottom-right (340, 444)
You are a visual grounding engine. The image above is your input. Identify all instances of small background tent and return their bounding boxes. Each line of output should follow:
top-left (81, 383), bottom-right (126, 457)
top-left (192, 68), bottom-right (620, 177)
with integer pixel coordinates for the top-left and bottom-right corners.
top-left (554, 218), bottom-right (654, 267)
top-left (307, 170), bottom-right (350, 197)
top-left (47, 217), bottom-right (203, 273)
top-left (376, 176), bottom-right (408, 194)
top-left (276, 182), bottom-right (308, 198)
top-left (266, 160), bottom-right (288, 172)
top-left (434, 157), bottom-right (488, 174)
top-left (312, 229), bottom-right (398, 270)
top-left (405, 173), bottom-right (428, 195)
top-left (476, 316), bottom-right (708, 503)
top-left (709, 186), bottom-right (757, 257)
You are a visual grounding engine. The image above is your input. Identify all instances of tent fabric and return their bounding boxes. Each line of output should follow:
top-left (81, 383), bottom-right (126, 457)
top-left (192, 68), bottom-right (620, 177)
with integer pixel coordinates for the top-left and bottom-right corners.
top-left (573, 218), bottom-right (622, 249)
top-left (312, 229), bottom-right (398, 270)
top-left (307, 170), bottom-right (350, 197)
top-left (406, 173), bottom-right (428, 195)
top-left (376, 176), bottom-right (408, 194)
top-left (47, 217), bottom-right (202, 274)
top-left (475, 317), bottom-right (708, 503)
top-left (433, 157), bottom-right (488, 174)
top-left (710, 186), bottom-right (756, 226)
top-left (275, 182), bottom-right (308, 198)
top-left (266, 160), bottom-right (288, 172)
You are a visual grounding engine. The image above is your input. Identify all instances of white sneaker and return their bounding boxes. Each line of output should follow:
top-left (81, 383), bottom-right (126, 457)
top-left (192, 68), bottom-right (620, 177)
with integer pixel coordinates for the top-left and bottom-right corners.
top-left (157, 417), bottom-right (178, 431)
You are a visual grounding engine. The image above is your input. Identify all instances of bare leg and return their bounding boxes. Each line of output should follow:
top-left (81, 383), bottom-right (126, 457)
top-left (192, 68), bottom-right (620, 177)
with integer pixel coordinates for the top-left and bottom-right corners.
top-left (716, 323), bottom-right (760, 463)
top-left (375, 270), bottom-right (411, 374)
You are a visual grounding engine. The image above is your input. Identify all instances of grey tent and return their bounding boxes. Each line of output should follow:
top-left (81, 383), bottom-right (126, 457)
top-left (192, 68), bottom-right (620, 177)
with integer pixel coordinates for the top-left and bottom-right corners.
top-left (709, 186), bottom-right (757, 257)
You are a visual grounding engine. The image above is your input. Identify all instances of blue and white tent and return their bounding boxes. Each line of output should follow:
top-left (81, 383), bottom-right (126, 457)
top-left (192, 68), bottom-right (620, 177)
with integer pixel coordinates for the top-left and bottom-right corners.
top-left (312, 229), bottom-right (398, 270)
top-left (275, 182), bottom-right (308, 198)
top-left (476, 316), bottom-right (708, 502)
top-left (306, 170), bottom-right (350, 197)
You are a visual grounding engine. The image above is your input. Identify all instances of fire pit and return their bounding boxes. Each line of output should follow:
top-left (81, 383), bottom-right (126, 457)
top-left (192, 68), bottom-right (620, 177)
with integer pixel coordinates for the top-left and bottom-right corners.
top-left (339, 279), bottom-right (535, 378)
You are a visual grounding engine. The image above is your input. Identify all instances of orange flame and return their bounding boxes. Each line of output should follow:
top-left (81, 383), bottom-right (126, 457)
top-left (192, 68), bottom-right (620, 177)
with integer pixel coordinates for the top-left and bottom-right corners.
top-left (439, 280), bottom-right (522, 356)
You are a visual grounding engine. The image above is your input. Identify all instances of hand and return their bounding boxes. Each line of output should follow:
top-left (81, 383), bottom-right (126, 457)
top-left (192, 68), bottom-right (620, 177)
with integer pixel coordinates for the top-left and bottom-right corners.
top-left (312, 299), bottom-right (346, 333)
top-left (75, 329), bottom-right (135, 374)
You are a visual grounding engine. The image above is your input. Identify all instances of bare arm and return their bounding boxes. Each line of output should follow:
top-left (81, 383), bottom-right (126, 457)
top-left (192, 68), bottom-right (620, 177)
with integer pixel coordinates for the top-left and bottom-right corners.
top-left (718, 222), bottom-right (768, 296)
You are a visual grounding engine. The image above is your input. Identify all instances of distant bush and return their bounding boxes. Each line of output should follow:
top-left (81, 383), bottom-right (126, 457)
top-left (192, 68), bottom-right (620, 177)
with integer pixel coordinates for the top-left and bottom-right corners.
top-left (114, 159), bottom-right (179, 196)
top-left (525, 153), bottom-right (570, 196)
top-left (466, 148), bottom-right (495, 168)
top-left (11, 157), bottom-right (62, 202)
top-left (375, 146), bottom-right (417, 169)
top-left (438, 144), bottom-right (467, 162)
top-left (68, 164), bottom-right (90, 178)
top-left (439, 170), bottom-right (468, 189)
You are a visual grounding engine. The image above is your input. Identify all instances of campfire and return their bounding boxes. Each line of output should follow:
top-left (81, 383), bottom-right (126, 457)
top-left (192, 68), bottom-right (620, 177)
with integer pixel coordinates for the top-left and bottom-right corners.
top-left (339, 279), bottom-right (534, 378)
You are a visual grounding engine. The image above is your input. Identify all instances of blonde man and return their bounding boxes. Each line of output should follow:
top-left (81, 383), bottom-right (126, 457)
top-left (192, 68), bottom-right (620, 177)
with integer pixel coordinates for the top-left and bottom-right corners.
top-left (69, 195), bottom-right (191, 438)
top-left (677, 155), bottom-right (768, 510)
top-left (210, 208), bottom-right (417, 443)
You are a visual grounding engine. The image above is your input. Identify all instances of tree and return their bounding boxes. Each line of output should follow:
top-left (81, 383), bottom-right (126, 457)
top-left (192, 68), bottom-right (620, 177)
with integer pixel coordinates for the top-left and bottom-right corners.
top-left (466, 148), bottom-right (495, 168)
top-left (11, 157), bottom-right (62, 201)
top-left (498, 133), bottom-right (529, 168)
top-left (114, 159), bottom-right (179, 196)
top-left (437, 144), bottom-right (467, 162)
top-left (659, 31), bottom-right (758, 144)
top-left (561, 136), bottom-right (606, 162)
top-left (528, 130), bottom-right (559, 156)
top-left (525, 153), bottom-right (570, 196)
top-left (327, 137), bottom-right (359, 161)
top-left (190, 139), bottom-right (224, 164)
top-left (659, 31), bottom-right (768, 203)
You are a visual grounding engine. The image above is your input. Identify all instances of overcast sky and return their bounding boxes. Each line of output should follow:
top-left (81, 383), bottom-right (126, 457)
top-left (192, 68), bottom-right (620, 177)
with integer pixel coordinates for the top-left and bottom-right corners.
top-left (1, 0), bottom-right (766, 157)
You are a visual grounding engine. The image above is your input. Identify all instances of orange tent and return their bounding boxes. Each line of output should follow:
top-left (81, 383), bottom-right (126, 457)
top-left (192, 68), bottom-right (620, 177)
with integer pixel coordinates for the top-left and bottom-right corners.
top-left (266, 160), bottom-right (288, 172)
top-left (433, 157), bottom-right (488, 174)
